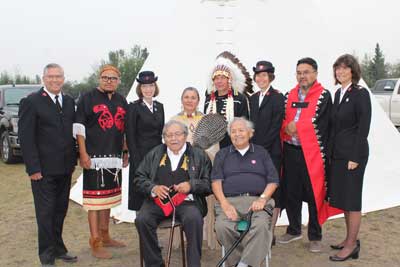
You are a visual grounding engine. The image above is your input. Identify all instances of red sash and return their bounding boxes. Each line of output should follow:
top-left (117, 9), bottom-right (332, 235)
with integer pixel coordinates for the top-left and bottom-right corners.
top-left (154, 191), bottom-right (188, 216)
top-left (281, 82), bottom-right (342, 225)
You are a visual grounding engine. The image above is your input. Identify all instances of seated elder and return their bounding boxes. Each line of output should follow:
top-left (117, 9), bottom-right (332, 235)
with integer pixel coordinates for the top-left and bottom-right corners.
top-left (212, 117), bottom-right (279, 267)
top-left (134, 120), bottom-right (212, 267)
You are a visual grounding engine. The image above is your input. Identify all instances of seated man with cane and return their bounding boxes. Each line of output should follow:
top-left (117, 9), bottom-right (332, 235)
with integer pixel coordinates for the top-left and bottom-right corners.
top-left (134, 120), bottom-right (212, 267)
top-left (212, 117), bottom-right (279, 267)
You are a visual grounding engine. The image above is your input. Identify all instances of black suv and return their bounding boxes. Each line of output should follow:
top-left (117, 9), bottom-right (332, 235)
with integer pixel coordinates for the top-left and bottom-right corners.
top-left (0, 84), bottom-right (42, 163)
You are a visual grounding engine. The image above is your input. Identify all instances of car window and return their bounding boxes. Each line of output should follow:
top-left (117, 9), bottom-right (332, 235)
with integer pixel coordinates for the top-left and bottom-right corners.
top-left (373, 80), bottom-right (397, 93)
top-left (4, 87), bottom-right (40, 105)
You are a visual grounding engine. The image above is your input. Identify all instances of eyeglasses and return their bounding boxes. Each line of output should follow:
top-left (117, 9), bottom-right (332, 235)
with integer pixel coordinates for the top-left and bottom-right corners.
top-left (296, 71), bottom-right (316, 77)
top-left (101, 76), bottom-right (119, 82)
top-left (45, 75), bottom-right (64, 80)
top-left (164, 131), bottom-right (185, 139)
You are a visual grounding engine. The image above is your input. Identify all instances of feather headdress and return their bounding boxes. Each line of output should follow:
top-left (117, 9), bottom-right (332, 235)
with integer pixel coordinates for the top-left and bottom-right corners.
top-left (206, 51), bottom-right (253, 122)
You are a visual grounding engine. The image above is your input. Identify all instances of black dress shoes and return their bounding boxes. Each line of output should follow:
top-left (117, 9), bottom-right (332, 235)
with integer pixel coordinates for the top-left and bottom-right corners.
top-left (329, 244), bottom-right (360, 262)
top-left (330, 239), bottom-right (360, 250)
top-left (56, 253), bottom-right (78, 263)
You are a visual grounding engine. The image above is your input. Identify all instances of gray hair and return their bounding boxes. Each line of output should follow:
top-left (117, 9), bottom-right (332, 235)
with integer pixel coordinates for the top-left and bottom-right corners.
top-left (227, 117), bottom-right (254, 136)
top-left (43, 63), bottom-right (64, 76)
top-left (162, 120), bottom-right (189, 137)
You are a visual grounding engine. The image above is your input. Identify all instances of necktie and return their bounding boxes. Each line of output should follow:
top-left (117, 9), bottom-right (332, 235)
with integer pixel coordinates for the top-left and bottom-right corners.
top-left (55, 95), bottom-right (62, 113)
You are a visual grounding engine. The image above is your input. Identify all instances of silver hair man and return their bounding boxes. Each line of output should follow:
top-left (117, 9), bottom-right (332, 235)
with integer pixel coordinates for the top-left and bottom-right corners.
top-left (162, 120), bottom-right (189, 137)
top-left (227, 117), bottom-right (254, 136)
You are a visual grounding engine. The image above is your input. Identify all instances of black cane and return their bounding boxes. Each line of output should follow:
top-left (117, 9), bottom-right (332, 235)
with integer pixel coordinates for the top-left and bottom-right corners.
top-left (216, 211), bottom-right (254, 267)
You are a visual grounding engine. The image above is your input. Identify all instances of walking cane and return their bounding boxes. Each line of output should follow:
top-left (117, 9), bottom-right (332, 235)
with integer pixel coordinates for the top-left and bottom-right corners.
top-left (165, 192), bottom-right (177, 267)
top-left (216, 205), bottom-right (274, 267)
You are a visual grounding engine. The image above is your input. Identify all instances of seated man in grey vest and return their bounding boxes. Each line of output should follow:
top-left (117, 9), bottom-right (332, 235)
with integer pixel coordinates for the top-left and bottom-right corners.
top-left (134, 120), bottom-right (212, 267)
top-left (212, 117), bottom-right (279, 267)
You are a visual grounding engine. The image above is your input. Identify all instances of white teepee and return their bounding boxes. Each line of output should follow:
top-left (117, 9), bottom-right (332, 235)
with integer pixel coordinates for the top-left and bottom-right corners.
top-left (71, 0), bottom-right (400, 225)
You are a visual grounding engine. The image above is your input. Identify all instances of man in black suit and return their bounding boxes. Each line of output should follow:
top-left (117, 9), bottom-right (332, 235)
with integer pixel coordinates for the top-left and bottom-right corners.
top-left (18, 63), bottom-right (77, 267)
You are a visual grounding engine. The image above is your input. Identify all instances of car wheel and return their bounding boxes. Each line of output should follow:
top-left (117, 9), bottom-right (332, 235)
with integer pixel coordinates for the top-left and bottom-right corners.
top-left (1, 132), bottom-right (17, 164)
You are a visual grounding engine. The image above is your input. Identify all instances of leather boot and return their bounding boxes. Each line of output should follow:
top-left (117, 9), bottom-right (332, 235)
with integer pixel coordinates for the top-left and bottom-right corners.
top-left (100, 229), bottom-right (126, 247)
top-left (89, 237), bottom-right (112, 259)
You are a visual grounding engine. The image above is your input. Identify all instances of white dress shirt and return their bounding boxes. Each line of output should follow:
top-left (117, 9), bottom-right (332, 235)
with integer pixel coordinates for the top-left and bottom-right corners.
top-left (339, 83), bottom-right (352, 103)
top-left (259, 86), bottom-right (271, 107)
top-left (44, 87), bottom-right (62, 107)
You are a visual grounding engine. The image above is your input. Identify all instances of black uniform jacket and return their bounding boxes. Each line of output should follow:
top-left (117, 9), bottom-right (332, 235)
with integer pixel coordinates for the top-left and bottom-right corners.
top-left (134, 143), bottom-right (212, 217)
top-left (329, 84), bottom-right (371, 163)
top-left (126, 99), bottom-right (164, 170)
top-left (249, 87), bottom-right (285, 158)
top-left (18, 88), bottom-right (77, 176)
top-left (126, 99), bottom-right (164, 210)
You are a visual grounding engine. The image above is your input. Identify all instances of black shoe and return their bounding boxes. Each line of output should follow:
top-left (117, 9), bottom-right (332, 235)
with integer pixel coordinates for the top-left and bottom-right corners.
top-left (56, 253), bottom-right (78, 263)
top-left (330, 239), bottom-right (360, 250)
top-left (329, 245), bottom-right (360, 262)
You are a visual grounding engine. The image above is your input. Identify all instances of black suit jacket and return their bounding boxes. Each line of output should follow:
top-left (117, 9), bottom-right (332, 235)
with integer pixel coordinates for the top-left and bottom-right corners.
top-left (18, 88), bottom-right (77, 176)
top-left (329, 84), bottom-right (371, 162)
top-left (126, 99), bottom-right (165, 170)
top-left (249, 87), bottom-right (285, 158)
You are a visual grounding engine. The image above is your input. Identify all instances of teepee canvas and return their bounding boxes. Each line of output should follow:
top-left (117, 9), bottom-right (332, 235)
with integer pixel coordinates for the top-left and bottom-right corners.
top-left (70, 0), bottom-right (400, 225)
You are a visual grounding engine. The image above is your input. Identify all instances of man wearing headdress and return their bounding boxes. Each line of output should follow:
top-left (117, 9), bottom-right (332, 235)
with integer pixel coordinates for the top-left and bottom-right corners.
top-left (204, 51), bottom-right (251, 148)
top-left (74, 64), bottom-right (129, 259)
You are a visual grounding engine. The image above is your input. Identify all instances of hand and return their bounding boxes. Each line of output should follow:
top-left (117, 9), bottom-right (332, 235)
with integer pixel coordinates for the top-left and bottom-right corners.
top-left (348, 161), bottom-right (359, 170)
top-left (152, 185), bottom-right (170, 200)
top-left (250, 198), bottom-right (267, 212)
top-left (285, 121), bottom-right (297, 136)
top-left (221, 201), bottom-right (239, 221)
top-left (174, 182), bottom-right (191, 194)
top-left (122, 152), bottom-right (129, 168)
top-left (30, 172), bottom-right (43, 181)
top-left (79, 152), bottom-right (91, 170)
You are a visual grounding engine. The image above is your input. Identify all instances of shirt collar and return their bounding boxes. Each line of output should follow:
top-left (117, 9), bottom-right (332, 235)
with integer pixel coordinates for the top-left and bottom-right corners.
top-left (260, 85), bottom-right (271, 96)
top-left (229, 143), bottom-right (255, 154)
top-left (341, 83), bottom-right (352, 93)
top-left (43, 87), bottom-right (62, 102)
top-left (167, 143), bottom-right (187, 158)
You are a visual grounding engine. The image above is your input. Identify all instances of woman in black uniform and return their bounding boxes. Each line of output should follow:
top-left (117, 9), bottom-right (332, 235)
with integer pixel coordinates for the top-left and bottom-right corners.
top-left (328, 54), bottom-right (371, 262)
top-left (126, 71), bottom-right (164, 211)
top-left (249, 60), bottom-right (285, 245)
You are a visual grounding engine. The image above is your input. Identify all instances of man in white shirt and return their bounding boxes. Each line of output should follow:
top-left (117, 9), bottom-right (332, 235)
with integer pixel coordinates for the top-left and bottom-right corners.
top-left (134, 120), bottom-right (212, 267)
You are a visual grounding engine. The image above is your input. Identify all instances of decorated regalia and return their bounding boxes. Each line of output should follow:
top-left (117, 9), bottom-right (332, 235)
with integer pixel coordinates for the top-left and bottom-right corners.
top-left (75, 88), bottom-right (128, 211)
top-left (281, 81), bottom-right (342, 238)
top-left (171, 111), bottom-right (203, 144)
top-left (204, 51), bottom-right (252, 148)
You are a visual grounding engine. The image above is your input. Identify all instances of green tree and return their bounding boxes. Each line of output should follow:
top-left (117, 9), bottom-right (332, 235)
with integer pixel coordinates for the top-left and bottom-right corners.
top-left (0, 71), bottom-right (12, 85)
top-left (361, 43), bottom-right (389, 87)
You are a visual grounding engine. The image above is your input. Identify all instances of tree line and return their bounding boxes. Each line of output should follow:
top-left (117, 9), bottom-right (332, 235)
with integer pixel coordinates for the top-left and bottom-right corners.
top-left (0, 45), bottom-right (148, 99)
top-left (1, 43), bottom-right (399, 96)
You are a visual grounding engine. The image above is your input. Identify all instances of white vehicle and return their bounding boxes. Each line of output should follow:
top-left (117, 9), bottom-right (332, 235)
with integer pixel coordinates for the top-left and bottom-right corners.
top-left (372, 78), bottom-right (400, 126)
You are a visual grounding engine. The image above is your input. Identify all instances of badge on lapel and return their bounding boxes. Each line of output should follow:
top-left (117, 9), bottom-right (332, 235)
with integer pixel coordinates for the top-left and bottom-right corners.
top-left (251, 160), bottom-right (256, 165)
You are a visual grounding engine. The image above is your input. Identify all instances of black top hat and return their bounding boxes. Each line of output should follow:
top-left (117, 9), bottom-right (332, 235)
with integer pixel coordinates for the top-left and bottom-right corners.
top-left (253, 61), bottom-right (275, 74)
top-left (136, 71), bottom-right (158, 84)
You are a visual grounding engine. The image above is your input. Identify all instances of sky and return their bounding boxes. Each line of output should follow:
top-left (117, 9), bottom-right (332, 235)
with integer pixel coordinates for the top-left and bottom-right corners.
top-left (0, 0), bottom-right (399, 83)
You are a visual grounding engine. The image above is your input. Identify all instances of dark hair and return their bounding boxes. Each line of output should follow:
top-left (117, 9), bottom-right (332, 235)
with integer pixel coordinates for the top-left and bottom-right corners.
top-left (181, 87), bottom-right (200, 101)
top-left (333, 54), bottom-right (361, 85)
top-left (253, 72), bottom-right (275, 83)
top-left (136, 83), bottom-right (160, 98)
top-left (297, 57), bottom-right (318, 71)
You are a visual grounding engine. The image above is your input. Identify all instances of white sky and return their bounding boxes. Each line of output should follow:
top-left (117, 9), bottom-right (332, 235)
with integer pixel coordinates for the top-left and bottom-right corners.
top-left (0, 0), bottom-right (399, 82)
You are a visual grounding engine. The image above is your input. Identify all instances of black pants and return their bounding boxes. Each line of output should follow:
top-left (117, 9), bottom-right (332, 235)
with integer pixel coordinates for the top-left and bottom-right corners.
top-left (283, 143), bottom-right (322, 241)
top-left (31, 174), bottom-right (72, 264)
top-left (135, 200), bottom-right (204, 267)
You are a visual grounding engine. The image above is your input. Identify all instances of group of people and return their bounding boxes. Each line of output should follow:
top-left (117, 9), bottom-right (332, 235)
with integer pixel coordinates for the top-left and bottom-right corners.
top-left (18, 52), bottom-right (371, 267)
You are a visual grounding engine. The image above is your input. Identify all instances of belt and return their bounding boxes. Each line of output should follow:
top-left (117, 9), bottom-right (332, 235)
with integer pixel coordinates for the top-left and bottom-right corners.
top-left (225, 192), bottom-right (261, 197)
top-left (284, 142), bottom-right (302, 150)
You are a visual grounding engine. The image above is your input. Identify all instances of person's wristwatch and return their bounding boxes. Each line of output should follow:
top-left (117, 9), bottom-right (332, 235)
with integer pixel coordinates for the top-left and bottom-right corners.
top-left (260, 193), bottom-right (267, 200)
